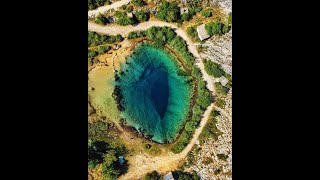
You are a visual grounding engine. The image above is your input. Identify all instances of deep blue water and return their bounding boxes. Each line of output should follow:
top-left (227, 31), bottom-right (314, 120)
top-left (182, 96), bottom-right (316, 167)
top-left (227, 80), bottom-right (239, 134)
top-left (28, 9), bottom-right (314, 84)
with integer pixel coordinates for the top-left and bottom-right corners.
top-left (117, 44), bottom-right (191, 143)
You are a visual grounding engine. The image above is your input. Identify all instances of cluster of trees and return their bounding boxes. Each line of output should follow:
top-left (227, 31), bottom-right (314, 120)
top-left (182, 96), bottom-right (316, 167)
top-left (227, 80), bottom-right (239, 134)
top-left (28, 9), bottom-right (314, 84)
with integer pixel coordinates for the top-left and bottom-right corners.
top-left (131, 0), bottom-right (146, 6)
top-left (214, 97), bottom-right (225, 109)
top-left (156, 1), bottom-right (180, 22)
top-left (127, 30), bottom-right (146, 39)
top-left (172, 170), bottom-right (201, 180)
top-left (200, 8), bottom-right (212, 17)
top-left (143, 171), bottom-right (161, 180)
top-left (88, 0), bottom-right (110, 11)
top-left (88, 121), bottom-right (109, 140)
top-left (200, 109), bottom-right (222, 141)
top-left (205, 21), bottom-right (230, 36)
top-left (172, 67), bottom-right (211, 153)
top-left (88, 49), bottom-right (98, 60)
top-left (95, 13), bottom-right (109, 25)
top-left (186, 25), bottom-right (201, 42)
top-left (135, 10), bottom-right (150, 22)
top-left (214, 82), bottom-right (229, 95)
top-left (88, 45), bottom-right (110, 66)
top-left (121, 4), bottom-right (133, 13)
top-left (202, 59), bottom-right (225, 78)
top-left (180, 0), bottom-right (203, 22)
top-left (169, 36), bottom-right (195, 66)
top-left (115, 11), bottom-right (134, 26)
top-left (88, 140), bottom-right (128, 179)
top-left (127, 26), bottom-right (194, 67)
top-left (88, 31), bottom-right (123, 46)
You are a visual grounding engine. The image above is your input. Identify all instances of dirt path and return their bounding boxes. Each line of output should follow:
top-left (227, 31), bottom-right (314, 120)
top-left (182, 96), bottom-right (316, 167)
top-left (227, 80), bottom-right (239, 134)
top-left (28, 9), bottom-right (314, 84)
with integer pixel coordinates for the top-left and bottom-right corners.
top-left (88, 0), bottom-right (131, 18)
top-left (88, 21), bottom-right (219, 179)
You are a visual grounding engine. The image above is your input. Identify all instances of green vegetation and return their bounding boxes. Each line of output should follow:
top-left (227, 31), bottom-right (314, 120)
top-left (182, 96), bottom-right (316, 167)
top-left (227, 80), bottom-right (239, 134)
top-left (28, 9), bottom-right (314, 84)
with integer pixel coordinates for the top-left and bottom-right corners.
top-left (88, 0), bottom-right (110, 11)
top-left (214, 97), bottom-right (225, 109)
top-left (211, 110), bottom-right (220, 117)
top-left (214, 82), bottom-right (229, 96)
top-left (186, 25), bottom-right (201, 42)
top-left (172, 67), bottom-right (212, 153)
top-left (131, 0), bottom-right (146, 6)
top-left (115, 11), bottom-right (134, 26)
top-left (186, 0), bottom-right (203, 15)
top-left (205, 21), bottom-right (230, 36)
top-left (228, 12), bottom-right (232, 25)
top-left (200, 110), bottom-right (222, 142)
top-left (127, 30), bottom-right (146, 39)
top-left (98, 45), bottom-right (111, 54)
top-left (143, 171), bottom-right (161, 180)
top-left (95, 13), bottom-right (109, 25)
top-left (201, 9), bottom-right (212, 17)
top-left (88, 140), bottom-right (128, 178)
top-left (203, 59), bottom-right (225, 78)
top-left (126, 5), bottom-right (133, 13)
top-left (181, 12), bottom-right (192, 21)
top-left (88, 31), bottom-right (123, 47)
top-left (156, 1), bottom-right (180, 22)
top-left (217, 153), bottom-right (228, 161)
top-left (88, 121), bottom-right (109, 140)
top-left (135, 10), bottom-right (150, 22)
top-left (88, 49), bottom-right (98, 59)
top-left (172, 170), bottom-right (201, 180)
top-left (169, 36), bottom-right (195, 66)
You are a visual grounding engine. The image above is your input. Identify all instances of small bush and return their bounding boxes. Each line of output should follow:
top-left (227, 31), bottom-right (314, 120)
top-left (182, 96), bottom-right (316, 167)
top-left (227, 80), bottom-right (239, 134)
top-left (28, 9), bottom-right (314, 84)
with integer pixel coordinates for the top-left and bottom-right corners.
top-left (201, 9), bottom-right (212, 17)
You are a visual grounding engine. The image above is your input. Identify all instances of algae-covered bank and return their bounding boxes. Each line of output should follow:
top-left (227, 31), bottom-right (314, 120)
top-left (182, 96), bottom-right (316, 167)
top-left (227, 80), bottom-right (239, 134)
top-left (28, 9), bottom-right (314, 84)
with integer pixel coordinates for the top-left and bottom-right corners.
top-left (116, 44), bottom-right (192, 143)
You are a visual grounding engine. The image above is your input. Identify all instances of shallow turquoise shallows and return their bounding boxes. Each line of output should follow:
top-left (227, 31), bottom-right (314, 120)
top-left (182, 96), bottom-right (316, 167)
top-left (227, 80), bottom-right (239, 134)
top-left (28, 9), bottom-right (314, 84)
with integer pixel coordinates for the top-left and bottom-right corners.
top-left (117, 44), bottom-right (191, 143)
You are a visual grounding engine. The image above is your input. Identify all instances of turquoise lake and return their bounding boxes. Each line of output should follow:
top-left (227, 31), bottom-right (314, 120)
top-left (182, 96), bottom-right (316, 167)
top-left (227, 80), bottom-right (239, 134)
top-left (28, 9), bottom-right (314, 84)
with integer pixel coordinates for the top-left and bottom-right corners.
top-left (117, 44), bottom-right (191, 143)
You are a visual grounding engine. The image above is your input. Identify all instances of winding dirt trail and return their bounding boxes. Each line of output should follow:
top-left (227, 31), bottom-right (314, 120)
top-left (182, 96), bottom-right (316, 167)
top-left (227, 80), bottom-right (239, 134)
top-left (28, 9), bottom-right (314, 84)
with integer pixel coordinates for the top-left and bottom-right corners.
top-left (88, 0), bottom-right (131, 18)
top-left (88, 21), bottom-right (218, 179)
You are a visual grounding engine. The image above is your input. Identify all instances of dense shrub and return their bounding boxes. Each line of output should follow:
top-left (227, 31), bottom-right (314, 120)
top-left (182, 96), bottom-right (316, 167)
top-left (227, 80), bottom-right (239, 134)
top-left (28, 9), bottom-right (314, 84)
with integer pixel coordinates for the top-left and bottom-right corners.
top-left (172, 170), bottom-right (201, 180)
top-left (205, 21), bottom-right (230, 36)
top-left (115, 11), bottom-right (134, 26)
top-left (88, 121), bottom-right (109, 140)
top-left (203, 59), bottom-right (225, 77)
top-left (201, 9), bottom-right (212, 17)
top-left (181, 12), bottom-right (192, 21)
top-left (95, 13), bottom-right (109, 25)
top-left (214, 97), bottom-right (225, 109)
top-left (135, 10), bottom-right (150, 22)
top-left (200, 114), bottom-right (222, 140)
top-left (156, 1), bottom-right (180, 22)
top-left (88, 31), bottom-right (123, 46)
top-left (214, 82), bottom-right (229, 95)
top-left (88, 0), bottom-right (110, 11)
top-left (88, 49), bottom-right (98, 59)
top-left (143, 171), bottom-right (161, 180)
top-left (131, 0), bottom-right (146, 6)
top-left (88, 140), bottom-right (128, 178)
top-left (228, 12), bottom-right (232, 24)
top-left (98, 45), bottom-right (111, 54)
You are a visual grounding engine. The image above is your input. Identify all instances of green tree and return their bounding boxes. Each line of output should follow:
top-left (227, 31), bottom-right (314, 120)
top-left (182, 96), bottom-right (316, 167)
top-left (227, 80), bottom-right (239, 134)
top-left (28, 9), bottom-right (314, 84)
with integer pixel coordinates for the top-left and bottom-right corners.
top-left (181, 12), bottom-right (191, 21)
top-left (205, 21), bottom-right (227, 36)
top-left (135, 10), bottom-right (150, 22)
top-left (131, 0), bottom-right (145, 6)
top-left (156, 1), bottom-right (180, 22)
top-left (201, 9), bottom-right (212, 17)
top-left (115, 11), bottom-right (134, 26)
top-left (98, 45), bottom-right (110, 54)
top-left (203, 59), bottom-right (225, 77)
